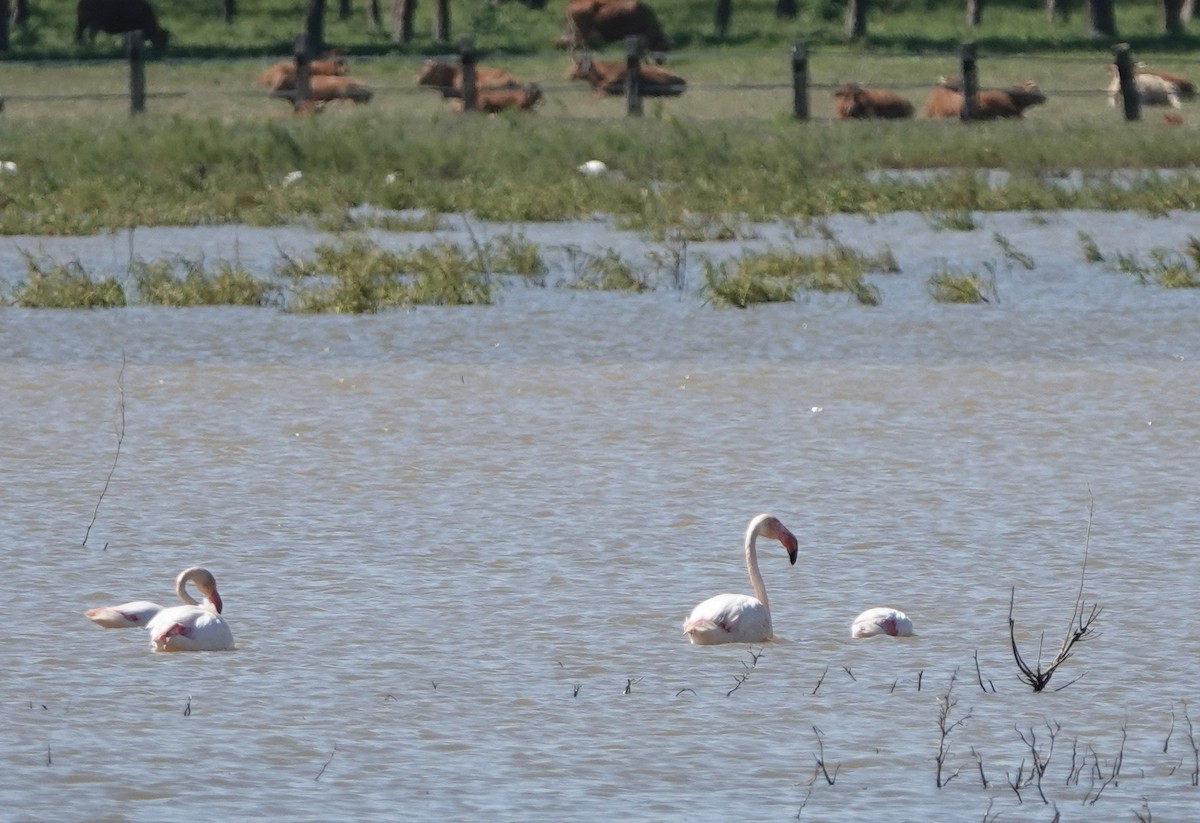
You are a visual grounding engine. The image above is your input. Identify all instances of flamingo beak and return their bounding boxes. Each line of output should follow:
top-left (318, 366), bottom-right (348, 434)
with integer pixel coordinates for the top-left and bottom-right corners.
top-left (208, 590), bottom-right (224, 614)
top-left (781, 529), bottom-right (799, 565)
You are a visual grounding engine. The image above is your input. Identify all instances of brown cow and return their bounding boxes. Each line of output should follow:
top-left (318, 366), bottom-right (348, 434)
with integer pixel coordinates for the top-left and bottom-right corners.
top-left (257, 55), bottom-right (348, 92)
top-left (449, 84), bottom-right (544, 113)
top-left (560, 0), bottom-right (671, 54)
top-left (75, 0), bottom-right (169, 51)
top-left (417, 60), bottom-right (521, 99)
top-left (924, 78), bottom-right (1046, 120)
top-left (273, 75), bottom-right (373, 107)
top-left (833, 84), bottom-right (913, 119)
top-left (567, 54), bottom-right (685, 97)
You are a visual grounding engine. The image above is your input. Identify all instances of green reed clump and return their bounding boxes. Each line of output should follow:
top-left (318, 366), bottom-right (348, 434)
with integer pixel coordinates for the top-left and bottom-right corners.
top-left (1108, 236), bottom-right (1200, 289)
top-left (927, 264), bottom-right (995, 303)
top-left (484, 234), bottom-right (548, 278)
top-left (283, 236), bottom-right (492, 313)
top-left (9, 252), bottom-right (125, 308)
top-left (700, 239), bottom-right (892, 308)
top-left (568, 248), bottom-right (652, 292)
top-left (993, 232), bottom-right (1035, 271)
top-left (133, 257), bottom-right (268, 306)
top-left (1078, 232), bottom-right (1105, 264)
top-left (928, 211), bottom-right (978, 231)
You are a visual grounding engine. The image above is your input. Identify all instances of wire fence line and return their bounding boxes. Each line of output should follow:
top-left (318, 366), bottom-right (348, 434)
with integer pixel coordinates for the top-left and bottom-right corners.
top-left (0, 35), bottom-right (1171, 118)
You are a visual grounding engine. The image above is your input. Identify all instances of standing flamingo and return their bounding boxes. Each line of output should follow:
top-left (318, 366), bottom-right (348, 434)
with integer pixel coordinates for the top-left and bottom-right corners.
top-left (683, 514), bottom-right (799, 645)
top-left (851, 607), bottom-right (913, 638)
top-left (146, 567), bottom-right (236, 652)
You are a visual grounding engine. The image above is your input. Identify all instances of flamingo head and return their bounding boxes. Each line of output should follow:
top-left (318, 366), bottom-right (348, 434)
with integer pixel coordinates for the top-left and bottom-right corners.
top-left (180, 567), bottom-right (224, 613)
top-left (753, 514), bottom-right (799, 565)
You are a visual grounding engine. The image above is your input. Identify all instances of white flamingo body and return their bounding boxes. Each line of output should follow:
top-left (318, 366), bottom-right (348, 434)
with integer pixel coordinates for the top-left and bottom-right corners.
top-left (146, 567), bottom-right (235, 652)
top-left (683, 514), bottom-right (799, 645)
top-left (851, 607), bottom-right (913, 638)
top-left (84, 600), bottom-right (164, 628)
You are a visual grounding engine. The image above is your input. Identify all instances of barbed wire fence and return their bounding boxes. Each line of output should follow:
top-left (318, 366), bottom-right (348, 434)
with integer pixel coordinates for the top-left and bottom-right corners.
top-left (0, 31), bottom-right (1173, 122)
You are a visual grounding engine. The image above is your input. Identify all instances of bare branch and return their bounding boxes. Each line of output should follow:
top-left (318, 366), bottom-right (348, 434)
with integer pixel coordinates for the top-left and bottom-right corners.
top-left (83, 352), bottom-right (127, 548)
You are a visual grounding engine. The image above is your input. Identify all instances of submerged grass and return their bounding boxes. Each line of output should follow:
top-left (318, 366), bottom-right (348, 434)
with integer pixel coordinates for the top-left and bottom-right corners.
top-left (10, 252), bottom-right (126, 308)
top-left (927, 264), bottom-right (997, 303)
top-left (133, 257), bottom-right (268, 306)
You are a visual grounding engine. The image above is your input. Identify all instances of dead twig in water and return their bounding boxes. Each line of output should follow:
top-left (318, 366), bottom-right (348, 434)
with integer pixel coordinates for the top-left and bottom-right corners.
top-left (936, 669), bottom-right (972, 788)
top-left (1084, 723), bottom-right (1126, 805)
top-left (810, 725), bottom-right (840, 785)
top-left (970, 746), bottom-right (989, 789)
top-left (1015, 720), bottom-right (1060, 803)
top-left (1182, 702), bottom-right (1200, 786)
top-left (314, 744), bottom-right (337, 781)
top-left (83, 352), bottom-right (126, 548)
top-left (1008, 495), bottom-right (1102, 692)
top-left (811, 665), bottom-right (828, 696)
top-left (727, 646), bottom-right (765, 696)
top-left (183, 695), bottom-right (192, 717)
top-left (973, 650), bottom-right (995, 693)
top-left (623, 677), bottom-right (642, 695)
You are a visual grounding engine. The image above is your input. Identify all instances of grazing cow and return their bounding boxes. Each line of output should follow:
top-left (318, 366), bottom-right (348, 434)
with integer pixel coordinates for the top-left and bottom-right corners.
top-left (833, 84), bottom-right (913, 119)
top-left (449, 84), bottom-right (544, 113)
top-left (417, 59), bottom-right (520, 99)
top-left (75, 0), bottom-right (170, 51)
top-left (257, 54), bottom-right (348, 92)
top-left (567, 54), bottom-right (685, 97)
top-left (560, 0), bottom-right (671, 54)
top-left (924, 78), bottom-right (1046, 119)
top-left (1135, 64), bottom-right (1195, 99)
top-left (1107, 65), bottom-right (1183, 109)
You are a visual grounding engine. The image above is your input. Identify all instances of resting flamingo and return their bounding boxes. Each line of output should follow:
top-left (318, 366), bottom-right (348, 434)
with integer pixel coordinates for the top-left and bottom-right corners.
top-left (84, 600), bottom-right (164, 628)
top-left (683, 514), bottom-right (799, 645)
top-left (146, 567), bottom-right (236, 652)
top-left (851, 607), bottom-right (914, 638)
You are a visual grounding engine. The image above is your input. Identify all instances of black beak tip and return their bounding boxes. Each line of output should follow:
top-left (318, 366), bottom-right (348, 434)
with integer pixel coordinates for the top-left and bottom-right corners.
top-left (788, 551), bottom-right (798, 566)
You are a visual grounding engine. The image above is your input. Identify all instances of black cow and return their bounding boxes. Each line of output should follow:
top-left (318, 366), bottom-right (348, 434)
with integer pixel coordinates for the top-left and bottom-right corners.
top-left (76, 0), bottom-right (171, 51)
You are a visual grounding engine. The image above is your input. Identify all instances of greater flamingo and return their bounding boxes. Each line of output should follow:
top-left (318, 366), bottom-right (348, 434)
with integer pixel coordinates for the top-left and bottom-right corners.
top-left (683, 514), bottom-right (798, 645)
top-left (84, 600), bottom-right (164, 628)
top-left (851, 607), bottom-right (913, 638)
top-left (146, 567), bottom-right (236, 652)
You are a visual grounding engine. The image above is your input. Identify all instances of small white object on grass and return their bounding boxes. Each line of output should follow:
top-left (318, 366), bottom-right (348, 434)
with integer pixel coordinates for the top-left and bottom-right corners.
top-left (577, 159), bottom-right (609, 177)
top-left (0, 161), bottom-right (17, 174)
top-left (283, 170), bottom-right (303, 186)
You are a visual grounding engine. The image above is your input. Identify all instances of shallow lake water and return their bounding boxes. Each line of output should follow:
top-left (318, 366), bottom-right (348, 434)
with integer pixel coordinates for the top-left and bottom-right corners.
top-left (2, 210), bottom-right (1199, 821)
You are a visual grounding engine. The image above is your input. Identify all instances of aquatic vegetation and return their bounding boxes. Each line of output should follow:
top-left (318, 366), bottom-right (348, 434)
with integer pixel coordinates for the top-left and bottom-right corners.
top-left (567, 248), bottom-right (652, 292)
top-left (9, 252), bottom-right (125, 308)
top-left (1078, 232), bottom-right (1104, 264)
top-left (927, 264), bottom-right (996, 304)
top-left (133, 257), bottom-right (268, 306)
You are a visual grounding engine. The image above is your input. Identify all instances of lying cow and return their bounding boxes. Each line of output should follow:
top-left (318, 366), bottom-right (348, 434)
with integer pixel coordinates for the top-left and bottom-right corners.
top-left (273, 75), bottom-right (373, 106)
top-left (924, 77), bottom-right (1046, 119)
top-left (567, 54), bottom-right (685, 97)
top-left (833, 84), bottom-right (913, 119)
top-left (560, 0), bottom-right (671, 54)
top-left (1107, 65), bottom-right (1183, 109)
top-left (75, 0), bottom-right (170, 51)
top-left (257, 54), bottom-right (348, 92)
top-left (417, 59), bottom-right (520, 99)
top-left (449, 84), bottom-right (544, 113)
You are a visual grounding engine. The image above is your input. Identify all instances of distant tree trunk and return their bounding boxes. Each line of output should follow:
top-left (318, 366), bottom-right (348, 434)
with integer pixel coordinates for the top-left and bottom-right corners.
top-left (221, 0), bottom-right (236, 23)
top-left (966, 0), bottom-right (982, 26)
top-left (0, 0), bottom-right (8, 52)
top-left (714, 0), bottom-right (732, 37)
top-left (11, 0), bottom-right (28, 26)
top-left (306, 0), bottom-right (326, 54)
top-left (1184, 0), bottom-right (1195, 23)
top-left (338, 0), bottom-right (350, 20)
top-left (367, 0), bottom-right (381, 26)
top-left (391, 0), bottom-right (414, 43)
top-left (846, 0), bottom-right (869, 38)
top-left (1161, 0), bottom-right (1187, 33)
top-left (1085, 0), bottom-right (1116, 36)
top-left (433, 0), bottom-right (449, 42)
top-left (775, 0), bottom-right (798, 18)
top-left (1046, 0), bottom-right (1069, 23)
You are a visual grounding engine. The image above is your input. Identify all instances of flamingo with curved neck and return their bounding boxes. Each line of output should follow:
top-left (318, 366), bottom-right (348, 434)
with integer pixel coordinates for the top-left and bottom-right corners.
top-left (146, 567), bottom-right (235, 652)
top-left (683, 514), bottom-right (799, 645)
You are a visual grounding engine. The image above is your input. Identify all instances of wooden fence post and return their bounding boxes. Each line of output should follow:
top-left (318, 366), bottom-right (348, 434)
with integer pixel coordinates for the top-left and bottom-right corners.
top-left (791, 41), bottom-right (809, 120)
top-left (1113, 43), bottom-right (1140, 121)
top-left (624, 36), bottom-right (643, 117)
top-left (959, 41), bottom-right (978, 122)
top-left (434, 0), bottom-right (450, 43)
top-left (127, 31), bottom-right (146, 115)
top-left (293, 33), bottom-right (311, 112)
top-left (460, 36), bottom-right (477, 112)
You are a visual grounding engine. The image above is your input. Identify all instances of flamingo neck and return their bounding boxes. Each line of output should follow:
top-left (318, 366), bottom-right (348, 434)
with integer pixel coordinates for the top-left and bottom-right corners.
top-left (176, 573), bottom-right (201, 607)
top-left (745, 527), bottom-right (769, 612)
